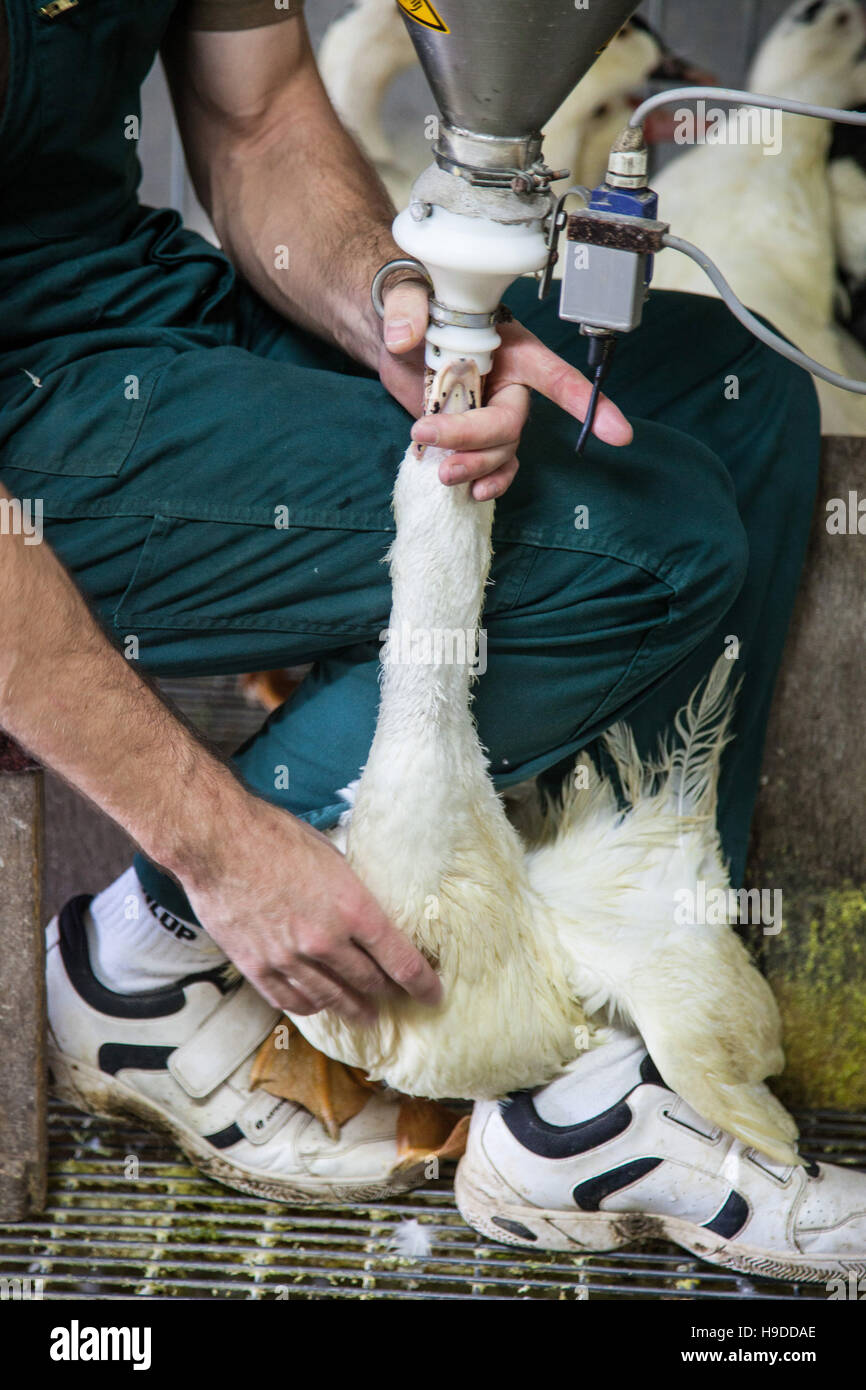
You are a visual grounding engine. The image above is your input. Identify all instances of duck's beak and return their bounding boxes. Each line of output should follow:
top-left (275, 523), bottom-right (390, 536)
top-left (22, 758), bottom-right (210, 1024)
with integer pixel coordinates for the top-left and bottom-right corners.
top-left (430, 357), bottom-right (483, 417)
top-left (414, 357), bottom-right (483, 457)
top-left (648, 50), bottom-right (717, 87)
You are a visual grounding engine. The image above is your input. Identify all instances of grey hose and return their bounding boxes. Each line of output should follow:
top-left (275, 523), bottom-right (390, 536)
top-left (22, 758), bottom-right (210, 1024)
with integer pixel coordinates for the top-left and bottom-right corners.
top-left (629, 85), bottom-right (866, 131)
top-left (625, 87), bottom-right (866, 392)
top-left (663, 233), bottom-right (866, 394)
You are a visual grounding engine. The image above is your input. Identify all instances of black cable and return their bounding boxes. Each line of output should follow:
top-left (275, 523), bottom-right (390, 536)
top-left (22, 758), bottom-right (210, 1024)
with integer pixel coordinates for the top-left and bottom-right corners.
top-left (576, 335), bottom-right (616, 455)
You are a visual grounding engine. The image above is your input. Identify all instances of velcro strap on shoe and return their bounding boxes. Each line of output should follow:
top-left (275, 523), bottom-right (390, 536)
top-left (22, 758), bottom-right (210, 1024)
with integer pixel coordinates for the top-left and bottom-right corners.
top-left (169, 981), bottom-right (279, 1100)
top-left (235, 1089), bottom-right (295, 1146)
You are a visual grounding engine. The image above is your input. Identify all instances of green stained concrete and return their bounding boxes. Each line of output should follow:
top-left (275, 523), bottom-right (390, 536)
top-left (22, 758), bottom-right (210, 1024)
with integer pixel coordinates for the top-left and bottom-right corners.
top-left (764, 884), bottom-right (866, 1109)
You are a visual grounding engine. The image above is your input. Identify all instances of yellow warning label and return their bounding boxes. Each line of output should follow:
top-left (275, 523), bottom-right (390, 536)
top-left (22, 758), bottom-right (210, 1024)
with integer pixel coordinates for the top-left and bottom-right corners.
top-left (397, 0), bottom-right (450, 34)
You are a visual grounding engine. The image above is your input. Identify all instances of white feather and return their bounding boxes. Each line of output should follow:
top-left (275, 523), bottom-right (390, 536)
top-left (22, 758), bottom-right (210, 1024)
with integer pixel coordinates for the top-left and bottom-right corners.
top-left (386, 1219), bottom-right (433, 1259)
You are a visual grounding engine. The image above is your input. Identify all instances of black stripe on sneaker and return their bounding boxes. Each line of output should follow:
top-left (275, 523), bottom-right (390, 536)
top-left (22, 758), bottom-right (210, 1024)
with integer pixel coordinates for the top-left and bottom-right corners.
top-left (492, 1217), bottom-right (538, 1242)
top-left (500, 1091), bottom-right (634, 1158)
top-left (639, 1054), bottom-right (669, 1089)
top-left (98, 1043), bottom-right (176, 1076)
top-left (204, 1123), bottom-right (245, 1150)
top-left (59, 895), bottom-right (234, 1020)
top-left (703, 1190), bottom-right (750, 1238)
top-left (573, 1157), bottom-right (663, 1211)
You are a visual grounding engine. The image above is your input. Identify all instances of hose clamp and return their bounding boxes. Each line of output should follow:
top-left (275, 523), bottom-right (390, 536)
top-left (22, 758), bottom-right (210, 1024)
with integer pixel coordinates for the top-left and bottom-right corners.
top-left (371, 258), bottom-right (512, 331)
top-left (429, 300), bottom-right (512, 330)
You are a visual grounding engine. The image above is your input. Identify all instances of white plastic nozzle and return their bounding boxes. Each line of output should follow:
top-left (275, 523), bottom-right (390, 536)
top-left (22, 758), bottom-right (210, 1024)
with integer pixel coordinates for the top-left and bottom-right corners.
top-left (392, 203), bottom-right (549, 374)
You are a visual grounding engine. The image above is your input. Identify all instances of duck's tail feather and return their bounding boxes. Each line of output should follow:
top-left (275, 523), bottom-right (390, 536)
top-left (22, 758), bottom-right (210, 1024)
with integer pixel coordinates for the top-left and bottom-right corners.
top-left (602, 653), bottom-right (739, 823)
top-left (528, 654), bottom-right (795, 1162)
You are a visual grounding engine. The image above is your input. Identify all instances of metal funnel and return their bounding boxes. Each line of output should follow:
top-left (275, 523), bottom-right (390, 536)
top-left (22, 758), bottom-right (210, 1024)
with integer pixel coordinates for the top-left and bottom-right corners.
top-left (399, 0), bottom-right (641, 172)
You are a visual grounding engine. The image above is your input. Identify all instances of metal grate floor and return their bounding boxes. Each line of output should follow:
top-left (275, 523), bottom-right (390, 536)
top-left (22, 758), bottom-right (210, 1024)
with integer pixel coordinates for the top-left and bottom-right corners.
top-left (1, 1104), bottom-right (864, 1300)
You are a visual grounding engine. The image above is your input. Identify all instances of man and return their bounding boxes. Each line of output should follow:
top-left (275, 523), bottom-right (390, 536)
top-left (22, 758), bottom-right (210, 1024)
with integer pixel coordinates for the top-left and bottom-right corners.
top-left (2, 0), bottom-right (864, 1276)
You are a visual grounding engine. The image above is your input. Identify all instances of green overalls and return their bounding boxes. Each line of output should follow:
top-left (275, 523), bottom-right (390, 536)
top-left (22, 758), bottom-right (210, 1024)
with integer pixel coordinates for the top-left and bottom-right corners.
top-left (0, 0), bottom-right (820, 922)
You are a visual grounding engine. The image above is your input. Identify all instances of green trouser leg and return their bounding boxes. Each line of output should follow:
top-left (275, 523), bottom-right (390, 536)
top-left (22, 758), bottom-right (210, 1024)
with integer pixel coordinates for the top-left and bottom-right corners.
top-left (508, 281), bottom-right (822, 886)
top-left (127, 288), bottom-right (819, 921)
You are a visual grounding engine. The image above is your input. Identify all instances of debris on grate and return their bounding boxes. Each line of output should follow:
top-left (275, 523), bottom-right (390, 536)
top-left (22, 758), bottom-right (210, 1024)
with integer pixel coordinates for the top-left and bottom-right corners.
top-left (0, 1102), bottom-right (861, 1300)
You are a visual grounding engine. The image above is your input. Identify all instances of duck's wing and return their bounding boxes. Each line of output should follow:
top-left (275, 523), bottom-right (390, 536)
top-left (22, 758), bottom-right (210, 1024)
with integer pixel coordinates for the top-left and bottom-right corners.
top-left (526, 657), bottom-right (799, 1165)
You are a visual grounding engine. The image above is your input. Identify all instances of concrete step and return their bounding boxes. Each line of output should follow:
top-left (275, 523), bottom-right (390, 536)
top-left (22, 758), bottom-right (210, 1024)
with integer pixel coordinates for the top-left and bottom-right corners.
top-left (749, 437), bottom-right (866, 1109)
top-left (0, 737), bottom-right (46, 1220)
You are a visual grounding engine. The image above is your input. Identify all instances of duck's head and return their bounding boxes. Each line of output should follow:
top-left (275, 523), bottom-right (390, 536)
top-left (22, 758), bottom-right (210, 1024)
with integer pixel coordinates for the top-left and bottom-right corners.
top-left (628, 15), bottom-right (716, 90)
top-left (749, 0), bottom-right (866, 107)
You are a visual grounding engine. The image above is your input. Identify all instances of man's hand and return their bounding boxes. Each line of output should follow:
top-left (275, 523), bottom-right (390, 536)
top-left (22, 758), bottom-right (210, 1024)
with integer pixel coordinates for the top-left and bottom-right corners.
top-left (380, 280), bottom-right (634, 501)
top-left (181, 792), bottom-right (442, 1024)
top-left (164, 17), bottom-right (632, 498)
top-left (0, 482), bottom-right (440, 1027)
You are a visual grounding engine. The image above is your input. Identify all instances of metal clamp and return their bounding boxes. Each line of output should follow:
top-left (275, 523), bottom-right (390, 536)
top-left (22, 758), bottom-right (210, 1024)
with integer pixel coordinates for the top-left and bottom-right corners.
top-left (372, 259), bottom-right (512, 332)
top-left (429, 300), bottom-right (512, 330)
top-left (434, 148), bottom-right (570, 195)
top-left (537, 185), bottom-right (592, 301)
top-left (371, 258), bottom-right (434, 318)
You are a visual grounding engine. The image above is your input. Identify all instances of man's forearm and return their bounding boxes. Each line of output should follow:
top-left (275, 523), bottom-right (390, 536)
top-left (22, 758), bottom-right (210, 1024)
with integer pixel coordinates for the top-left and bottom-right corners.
top-left (0, 485), bottom-right (245, 887)
top-left (165, 20), bottom-right (403, 370)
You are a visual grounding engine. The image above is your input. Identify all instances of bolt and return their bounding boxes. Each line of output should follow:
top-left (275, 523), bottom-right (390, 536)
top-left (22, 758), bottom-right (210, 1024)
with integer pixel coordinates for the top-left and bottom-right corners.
top-left (409, 200), bottom-right (433, 221)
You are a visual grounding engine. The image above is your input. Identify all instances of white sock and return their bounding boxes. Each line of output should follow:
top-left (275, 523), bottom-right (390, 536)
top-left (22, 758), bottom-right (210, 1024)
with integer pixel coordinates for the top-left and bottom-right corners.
top-left (85, 866), bottom-right (226, 993)
top-left (533, 1027), bottom-right (649, 1126)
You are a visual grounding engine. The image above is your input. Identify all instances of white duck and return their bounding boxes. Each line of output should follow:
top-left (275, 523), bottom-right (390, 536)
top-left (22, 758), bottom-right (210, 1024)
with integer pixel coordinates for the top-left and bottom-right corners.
top-left (828, 82), bottom-right (866, 347)
top-left (317, 0), bottom-right (421, 209)
top-left (291, 358), bottom-right (799, 1166)
top-left (543, 15), bottom-right (714, 193)
top-left (651, 0), bottom-right (866, 436)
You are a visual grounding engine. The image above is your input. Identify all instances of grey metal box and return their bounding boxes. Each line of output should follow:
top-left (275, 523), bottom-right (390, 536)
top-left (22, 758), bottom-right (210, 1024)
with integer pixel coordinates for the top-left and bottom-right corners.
top-left (559, 242), bottom-right (650, 333)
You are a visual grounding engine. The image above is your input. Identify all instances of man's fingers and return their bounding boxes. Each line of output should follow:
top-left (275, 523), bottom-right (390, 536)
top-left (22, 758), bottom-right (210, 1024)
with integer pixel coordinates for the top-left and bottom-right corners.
top-left (355, 914), bottom-right (442, 1005)
top-left (495, 322), bottom-right (633, 447)
top-left (382, 279), bottom-right (429, 353)
top-left (317, 940), bottom-right (398, 1001)
top-left (438, 444), bottom-right (517, 487)
top-left (412, 392), bottom-right (528, 454)
top-left (283, 958), bottom-right (377, 1025)
top-left (253, 973), bottom-right (318, 1018)
top-left (470, 456), bottom-right (520, 501)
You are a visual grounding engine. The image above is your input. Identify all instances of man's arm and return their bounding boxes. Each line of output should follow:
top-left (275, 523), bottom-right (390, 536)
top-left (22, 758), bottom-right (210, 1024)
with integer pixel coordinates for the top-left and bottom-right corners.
top-left (0, 482), bottom-right (440, 1019)
top-left (162, 15), bottom-right (633, 501)
top-left (162, 14), bottom-right (397, 372)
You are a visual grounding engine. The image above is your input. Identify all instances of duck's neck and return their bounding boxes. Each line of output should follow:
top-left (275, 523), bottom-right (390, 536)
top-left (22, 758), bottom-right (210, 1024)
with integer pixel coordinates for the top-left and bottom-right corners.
top-left (345, 361), bottom-right (506, 899)
top-left (346, 436), bottom-right (497, 901)
top-left (374, 444), bottom-right (493, 740)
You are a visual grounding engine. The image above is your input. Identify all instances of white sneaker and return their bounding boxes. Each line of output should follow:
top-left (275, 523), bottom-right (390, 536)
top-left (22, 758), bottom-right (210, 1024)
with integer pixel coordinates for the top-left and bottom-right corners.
top-left (47, 895), bottom-right (433, 1202)
top-left (455, 1039), bottom-right (866, 1283)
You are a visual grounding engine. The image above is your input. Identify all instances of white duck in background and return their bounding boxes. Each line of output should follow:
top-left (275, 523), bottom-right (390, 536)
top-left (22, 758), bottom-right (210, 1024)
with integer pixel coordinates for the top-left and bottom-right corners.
top-left (829, 88), bottom-right (866, 348)
top-left (290, 359), bottom-right (798, 1166)
top-left (317, 0), bottom-right (421, 209)
top-left (543, 15), bottom-right (714, 194)
top-left (317, 4), bottom-right (710, 209)
top-left (651, 0), bottom-right (866, 436)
